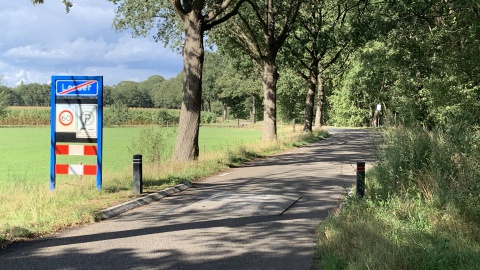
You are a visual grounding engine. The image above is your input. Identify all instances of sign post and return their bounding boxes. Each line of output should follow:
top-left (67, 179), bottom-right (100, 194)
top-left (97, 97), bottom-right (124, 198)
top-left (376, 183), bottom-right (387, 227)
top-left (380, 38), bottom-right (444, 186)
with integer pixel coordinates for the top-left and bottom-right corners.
top-left (50, 76), bottom-right (103, 190)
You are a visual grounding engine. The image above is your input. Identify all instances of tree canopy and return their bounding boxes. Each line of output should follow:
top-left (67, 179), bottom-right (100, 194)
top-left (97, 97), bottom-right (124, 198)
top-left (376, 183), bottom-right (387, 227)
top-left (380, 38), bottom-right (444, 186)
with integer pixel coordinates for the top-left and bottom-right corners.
top-left (28, 0), bottom-right (480, 155)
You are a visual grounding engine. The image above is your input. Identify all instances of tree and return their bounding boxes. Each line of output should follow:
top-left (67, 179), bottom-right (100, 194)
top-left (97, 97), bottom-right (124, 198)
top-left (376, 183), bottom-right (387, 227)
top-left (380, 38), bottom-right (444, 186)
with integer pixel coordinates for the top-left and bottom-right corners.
top-left (329, 41), bottom-right (395, 127)
top-left (0, 85), bottom-right (11, 118)
top-left (109, 0), bottom-right (246, 161)
top-left (276, 69), bottom-right (305, 123)
top-left (282, 0), bottom-right (369, 132)
top-left (139, 75), bottom-right (165, 103)
top-left (103, 85), bottom-right (114, 106)
top-left (213, 0), bottom-right (302, 140)
top-left (328, 0), bottom-right (480, 129)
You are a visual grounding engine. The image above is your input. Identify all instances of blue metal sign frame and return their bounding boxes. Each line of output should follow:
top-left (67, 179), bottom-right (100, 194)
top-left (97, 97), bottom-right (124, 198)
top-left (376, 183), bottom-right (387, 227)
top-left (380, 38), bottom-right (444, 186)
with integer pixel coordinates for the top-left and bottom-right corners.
top-left (50, 75), bottom-right (103, 190)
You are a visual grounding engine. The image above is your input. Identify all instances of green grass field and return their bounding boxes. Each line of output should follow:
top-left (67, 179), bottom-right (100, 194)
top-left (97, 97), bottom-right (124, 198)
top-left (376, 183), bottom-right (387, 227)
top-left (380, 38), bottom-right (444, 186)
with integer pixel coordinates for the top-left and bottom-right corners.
top-left (0, 126), bottom-right (262, 186)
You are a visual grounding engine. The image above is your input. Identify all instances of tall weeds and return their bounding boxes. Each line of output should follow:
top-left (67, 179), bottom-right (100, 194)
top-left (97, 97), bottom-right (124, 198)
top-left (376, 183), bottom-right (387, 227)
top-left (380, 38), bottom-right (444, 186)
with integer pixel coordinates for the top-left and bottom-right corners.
top-left (316, 126), bottom-right (480, 269)
top-left (370, 126), bottom-right (480, 223)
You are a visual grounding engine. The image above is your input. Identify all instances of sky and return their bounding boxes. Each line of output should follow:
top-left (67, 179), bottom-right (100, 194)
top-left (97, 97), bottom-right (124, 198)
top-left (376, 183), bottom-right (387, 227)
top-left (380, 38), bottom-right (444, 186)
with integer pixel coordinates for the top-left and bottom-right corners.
top-left (0, 0), bottom-right (183, 87)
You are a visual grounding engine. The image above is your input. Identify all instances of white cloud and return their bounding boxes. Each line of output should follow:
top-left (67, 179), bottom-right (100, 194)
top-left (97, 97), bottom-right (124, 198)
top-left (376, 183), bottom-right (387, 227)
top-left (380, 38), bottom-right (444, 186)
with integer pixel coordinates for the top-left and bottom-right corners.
top-left (105, 35), bottom-right (179, 62)
top-left (0, 0), bottom-right (183, 87)
top-left (4, 45), bottom-right (69, 59)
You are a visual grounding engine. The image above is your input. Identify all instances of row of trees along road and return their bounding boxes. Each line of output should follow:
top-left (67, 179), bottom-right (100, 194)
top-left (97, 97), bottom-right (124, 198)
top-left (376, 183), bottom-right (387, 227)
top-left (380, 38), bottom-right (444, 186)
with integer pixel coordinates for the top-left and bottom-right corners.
top-left (30, 1), bottom-right (480, 162)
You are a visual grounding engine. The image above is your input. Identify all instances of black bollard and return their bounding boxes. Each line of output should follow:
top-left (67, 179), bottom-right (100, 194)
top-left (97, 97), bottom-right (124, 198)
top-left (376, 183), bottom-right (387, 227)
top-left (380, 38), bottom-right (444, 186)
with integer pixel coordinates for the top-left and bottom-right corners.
top-left (133, 154), bottom-right (143, 194)
top-left (356, 162), bottom-right (365, 197)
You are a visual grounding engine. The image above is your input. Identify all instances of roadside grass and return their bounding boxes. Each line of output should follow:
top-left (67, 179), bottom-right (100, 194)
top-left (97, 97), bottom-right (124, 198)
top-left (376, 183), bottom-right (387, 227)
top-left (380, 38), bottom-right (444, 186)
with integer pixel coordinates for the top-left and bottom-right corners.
top-left (317, 196), bottom-right (480, 270)
top-left (315, 126), bottom-right (480, 269)
top-left (0, 124), bottom-right (328, 247)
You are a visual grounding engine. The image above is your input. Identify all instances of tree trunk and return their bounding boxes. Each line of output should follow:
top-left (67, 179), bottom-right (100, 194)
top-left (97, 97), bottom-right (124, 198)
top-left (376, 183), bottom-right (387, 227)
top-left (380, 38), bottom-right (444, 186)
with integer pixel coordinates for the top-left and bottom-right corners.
top-left (252, 94), bottom-right (257, 124)
top-left (314, 74), bottom-right (324, 130)
top-left (303, 65), bottom-right (318, 132)
top-left (261, 59), bottom-right (279, 140)
top-left (173, 12), bottom-right (204, 162)
top-left (222, 99), bottom-right (228, 122)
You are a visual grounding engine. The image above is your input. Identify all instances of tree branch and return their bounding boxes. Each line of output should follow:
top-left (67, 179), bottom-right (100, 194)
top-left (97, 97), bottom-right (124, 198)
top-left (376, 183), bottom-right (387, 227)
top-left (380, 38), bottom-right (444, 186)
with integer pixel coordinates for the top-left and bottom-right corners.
top-left (245, 0), bottom-right (268, 36)
top-left (276, 1), bottom-right (302, 52)
top-left (204, 0), bottom-right (246, 31)
top-left (169, 0), bottom-right (187, 21)
top-left (230, 13), bottom-right (263, 60)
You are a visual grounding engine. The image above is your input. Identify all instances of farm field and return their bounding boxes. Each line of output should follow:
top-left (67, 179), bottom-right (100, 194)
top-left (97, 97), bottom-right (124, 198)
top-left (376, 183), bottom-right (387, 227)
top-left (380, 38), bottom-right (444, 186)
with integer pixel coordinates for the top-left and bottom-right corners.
top-left (0, 126), bottom-right (262, 186)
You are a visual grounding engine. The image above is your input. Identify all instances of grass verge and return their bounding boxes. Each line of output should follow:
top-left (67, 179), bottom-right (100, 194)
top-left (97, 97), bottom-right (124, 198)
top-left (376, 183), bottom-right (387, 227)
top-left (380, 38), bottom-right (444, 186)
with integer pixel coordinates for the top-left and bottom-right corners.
top-left (315, 126), bottom-right (480, 269)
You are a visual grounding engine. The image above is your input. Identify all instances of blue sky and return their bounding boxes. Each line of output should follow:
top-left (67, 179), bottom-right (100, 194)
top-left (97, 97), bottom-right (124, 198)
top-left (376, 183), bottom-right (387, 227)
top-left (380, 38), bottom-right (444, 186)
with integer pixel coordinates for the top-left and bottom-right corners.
top-left (0, 0), bottom-right (183, 87)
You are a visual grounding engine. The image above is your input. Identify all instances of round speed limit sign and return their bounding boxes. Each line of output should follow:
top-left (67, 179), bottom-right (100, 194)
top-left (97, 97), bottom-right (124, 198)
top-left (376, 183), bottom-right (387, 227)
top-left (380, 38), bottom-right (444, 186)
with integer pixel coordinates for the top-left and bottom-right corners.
top-left (58, 110), bottom-right (74, 126)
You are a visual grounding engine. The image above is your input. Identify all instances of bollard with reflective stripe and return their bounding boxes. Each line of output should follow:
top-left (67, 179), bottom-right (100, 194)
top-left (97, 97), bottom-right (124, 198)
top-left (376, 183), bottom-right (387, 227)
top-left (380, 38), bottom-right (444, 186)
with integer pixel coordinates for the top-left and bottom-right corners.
top-left (133, 155), bottom-right (143, 194)
top-left (356, 162), bottom-right (365, 197)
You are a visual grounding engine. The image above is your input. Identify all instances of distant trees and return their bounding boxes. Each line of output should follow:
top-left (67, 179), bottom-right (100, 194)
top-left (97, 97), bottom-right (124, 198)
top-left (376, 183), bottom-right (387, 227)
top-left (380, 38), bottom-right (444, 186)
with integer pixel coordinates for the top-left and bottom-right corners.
top-left (0, 82), bottom-right (50, 107)
top-left (214, 56), bottom-right (262, 122)
top-left (152, 73), bottom-right (182, 109)
top-left (0, 60), bottom-right (264, 122)
top-left (0, 85), bottom-right (23, 106)
top-left (0, 76), bottom-right (177, 110)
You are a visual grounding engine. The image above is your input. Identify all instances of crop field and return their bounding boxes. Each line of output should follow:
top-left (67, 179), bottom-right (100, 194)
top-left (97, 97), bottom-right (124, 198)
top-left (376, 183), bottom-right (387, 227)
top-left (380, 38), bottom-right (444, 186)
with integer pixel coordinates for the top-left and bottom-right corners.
top-left (0, 126), bottom-right (262, 187)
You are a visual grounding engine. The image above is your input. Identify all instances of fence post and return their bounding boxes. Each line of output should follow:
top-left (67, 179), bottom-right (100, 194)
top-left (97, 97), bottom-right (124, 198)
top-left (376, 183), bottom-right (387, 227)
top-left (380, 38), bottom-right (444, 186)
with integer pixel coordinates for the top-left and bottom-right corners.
top-left (133, 154), bottom-right (143, 194)
top-left (356, 162), bottom-right (365, 197)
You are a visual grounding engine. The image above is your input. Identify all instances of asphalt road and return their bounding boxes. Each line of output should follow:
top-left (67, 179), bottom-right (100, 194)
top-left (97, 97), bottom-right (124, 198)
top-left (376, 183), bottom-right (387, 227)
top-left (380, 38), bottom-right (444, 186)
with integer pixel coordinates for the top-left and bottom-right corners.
top-left (0, 128), bottom-right (375, 270)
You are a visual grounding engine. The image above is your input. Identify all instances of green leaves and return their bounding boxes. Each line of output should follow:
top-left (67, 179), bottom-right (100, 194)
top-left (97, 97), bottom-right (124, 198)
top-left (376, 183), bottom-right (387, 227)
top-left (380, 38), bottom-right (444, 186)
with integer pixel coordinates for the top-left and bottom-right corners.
top-left (108, 0), bottom-right (182, 49)
top-left (30, 0), bottom-right (72, 12)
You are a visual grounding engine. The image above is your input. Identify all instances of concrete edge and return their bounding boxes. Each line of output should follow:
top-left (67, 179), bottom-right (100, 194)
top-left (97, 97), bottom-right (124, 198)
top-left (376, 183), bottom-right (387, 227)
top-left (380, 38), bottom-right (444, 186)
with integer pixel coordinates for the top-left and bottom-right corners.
top-left (98, 181), bottom-right (193, 220)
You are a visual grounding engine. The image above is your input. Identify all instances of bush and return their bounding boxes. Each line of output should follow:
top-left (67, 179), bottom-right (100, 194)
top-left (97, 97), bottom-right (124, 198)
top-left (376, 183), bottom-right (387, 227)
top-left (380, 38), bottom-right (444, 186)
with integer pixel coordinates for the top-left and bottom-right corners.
top-left (105, 101), bottom-right (129, 126)
top-left (128, 126), bottom-right (174, 163)
top-left (200, 112), bottom-right (217, 124)
top-left (0, 102), bottom-right (6, 119)
top-left (156, 109), bottom-right (179, 126)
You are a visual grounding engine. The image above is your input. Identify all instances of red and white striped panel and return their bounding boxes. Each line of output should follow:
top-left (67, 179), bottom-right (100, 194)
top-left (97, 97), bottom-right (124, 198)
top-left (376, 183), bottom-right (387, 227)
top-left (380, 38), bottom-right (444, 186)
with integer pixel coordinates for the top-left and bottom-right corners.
top-left (55, 145), bottom-right (97, 156)
top-left (55, 164), bottom-right (97, 176)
